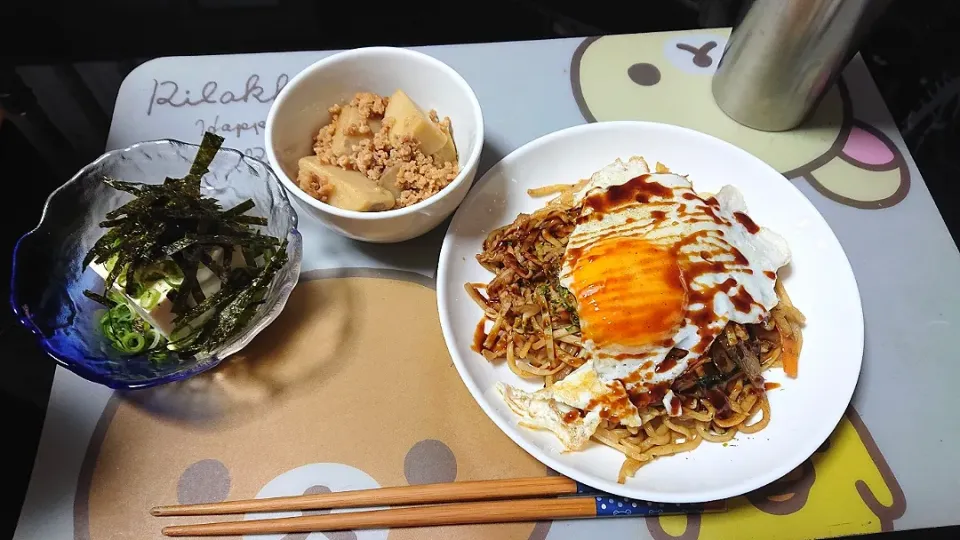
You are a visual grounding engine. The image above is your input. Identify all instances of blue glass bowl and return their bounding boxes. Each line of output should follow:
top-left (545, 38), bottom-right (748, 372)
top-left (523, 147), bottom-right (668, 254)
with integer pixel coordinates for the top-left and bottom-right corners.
top-left (10, 139), bottom-right (303, 390)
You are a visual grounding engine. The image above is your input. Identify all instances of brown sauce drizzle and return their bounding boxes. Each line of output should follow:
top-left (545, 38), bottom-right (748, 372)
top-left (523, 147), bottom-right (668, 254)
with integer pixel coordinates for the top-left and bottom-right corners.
top-left (705, 387), bottom-right (734, 420)
top-left (729, 287), bottom-right (756, 313)
top-left (763, 382), bottom-right (780, 391)
top-left (676, 228), bottom-right (759, 313)
top-left (733, 211), bottom-right (760, 234)
top-left (713, 278), bottom-right (755, 312)
top-left (628, 381), bottom-right (671, 409)
top-left (563, 409), bottom-right (582, 423)
top-left (656, 357), bottom-right (678, 373)
top-left (647, 381), bottom-right (670, 402)
top-left (667, 393), bottom-right (682, 416)
top-left (567, 177), bottom-right (768, 371)
top-left (576, 211), bottom-right (604, 224)
top-left (700, 204), bottom-right (721, 221)
top-left (583, 174), bottom-right (672, 212)
top-left (731, 247), bottom-right (749, 266)
top-left (585, 383), bottom-right (635, 422)
top-left (764, 270), bottom-right (776, 279)
top-left (621, 359), bottom-right (657, 384)
top-left (471, 320), bottom-right (487, 352)
top-left (630, 393), bottom-right (652, 408)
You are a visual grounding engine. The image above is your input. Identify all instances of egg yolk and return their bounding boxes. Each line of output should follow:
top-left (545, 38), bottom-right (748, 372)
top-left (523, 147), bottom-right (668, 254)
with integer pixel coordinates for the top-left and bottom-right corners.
top-left (567, 236), bottom-right (686, 351)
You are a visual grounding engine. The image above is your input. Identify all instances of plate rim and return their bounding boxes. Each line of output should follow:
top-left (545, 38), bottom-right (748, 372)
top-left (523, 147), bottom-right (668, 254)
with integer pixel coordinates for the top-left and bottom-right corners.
top-left (437, 120), bottom-right (864, 502)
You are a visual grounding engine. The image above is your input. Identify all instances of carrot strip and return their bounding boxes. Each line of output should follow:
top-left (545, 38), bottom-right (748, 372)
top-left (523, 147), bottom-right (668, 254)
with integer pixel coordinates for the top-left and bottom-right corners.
top-left (779, 323), bottom-right (800, 378)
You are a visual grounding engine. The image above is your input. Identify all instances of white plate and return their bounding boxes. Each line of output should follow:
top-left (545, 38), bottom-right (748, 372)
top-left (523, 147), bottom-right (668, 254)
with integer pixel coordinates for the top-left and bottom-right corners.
top-left (437, 121), bottom-right (863, 503)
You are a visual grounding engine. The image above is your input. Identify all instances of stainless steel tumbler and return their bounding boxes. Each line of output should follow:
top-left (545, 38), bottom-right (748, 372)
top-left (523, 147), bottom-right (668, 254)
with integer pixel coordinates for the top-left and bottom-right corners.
top-left (712, 0), bottom-right (891, 132)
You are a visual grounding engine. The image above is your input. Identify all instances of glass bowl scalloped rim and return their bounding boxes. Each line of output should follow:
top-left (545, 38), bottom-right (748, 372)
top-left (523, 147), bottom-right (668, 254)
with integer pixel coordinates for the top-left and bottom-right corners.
top-left (9, 138), bottom-right (303, 390)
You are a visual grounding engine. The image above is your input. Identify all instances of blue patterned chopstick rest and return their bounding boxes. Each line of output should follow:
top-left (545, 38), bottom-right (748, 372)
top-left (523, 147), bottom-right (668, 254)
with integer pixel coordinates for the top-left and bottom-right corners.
top-left (591, 495), bottom-right (707, 517)
top-left (574, 482), bottom-right (716, 517)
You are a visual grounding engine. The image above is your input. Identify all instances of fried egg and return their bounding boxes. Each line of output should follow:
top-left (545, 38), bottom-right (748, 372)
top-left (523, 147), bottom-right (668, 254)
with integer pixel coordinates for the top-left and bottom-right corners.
top-left (498, 360), bottom-right (638, 450)
top-left (500, 157), bottom-right (791, 450)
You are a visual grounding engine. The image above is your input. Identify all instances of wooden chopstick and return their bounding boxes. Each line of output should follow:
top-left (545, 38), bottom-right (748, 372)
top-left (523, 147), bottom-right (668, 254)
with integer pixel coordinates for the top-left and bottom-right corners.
top-left (152, 476), bottom-right (579, 516)
top-left (161, 496), bottom-right (725, 537)
top-left (162, 497), bottom-right (592, 537)
top-left (157, 476), bottom-right (726, 536)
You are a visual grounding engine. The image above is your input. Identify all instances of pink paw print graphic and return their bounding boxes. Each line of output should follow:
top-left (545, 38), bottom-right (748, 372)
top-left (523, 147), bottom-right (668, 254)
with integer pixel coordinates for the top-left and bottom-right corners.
top-left (571, 30), bottom-right (910, 209)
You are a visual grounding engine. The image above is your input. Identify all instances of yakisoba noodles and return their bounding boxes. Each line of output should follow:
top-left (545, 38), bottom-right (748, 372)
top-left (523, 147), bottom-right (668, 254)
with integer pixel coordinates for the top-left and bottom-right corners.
top-left (467, 161), bottom-right (804, 483)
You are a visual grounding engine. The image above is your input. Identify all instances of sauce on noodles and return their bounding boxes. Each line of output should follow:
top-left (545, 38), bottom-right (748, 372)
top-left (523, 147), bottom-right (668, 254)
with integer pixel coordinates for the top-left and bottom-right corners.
top-left (471, 320), bottom-right (487, 353)
top-left (469, 169), bottom-right (806, 483)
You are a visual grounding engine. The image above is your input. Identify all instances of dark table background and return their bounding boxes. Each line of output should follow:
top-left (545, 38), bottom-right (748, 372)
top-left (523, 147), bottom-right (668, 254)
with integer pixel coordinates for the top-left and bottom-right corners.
top-left (2, 1), bottom-right (957, 538)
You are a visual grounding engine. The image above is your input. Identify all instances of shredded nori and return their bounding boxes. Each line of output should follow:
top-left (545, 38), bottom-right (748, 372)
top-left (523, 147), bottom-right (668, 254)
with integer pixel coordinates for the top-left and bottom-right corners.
top-left (83, 132), bottom-right (287, 358)
top-left (171, 241), bottom-right (288, 356)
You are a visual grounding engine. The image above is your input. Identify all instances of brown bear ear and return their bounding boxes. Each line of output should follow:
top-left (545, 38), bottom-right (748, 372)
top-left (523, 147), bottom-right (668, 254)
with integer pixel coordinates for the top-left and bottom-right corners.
top-left (177, 459), bottom-right (232, 505)
top-left (646, 512), bottom-right (703, 540)
top-left (816, 435), bottom-right (832, 454)
top-left (743, 460), bottom-right (817, 516)
top-left (282, 486), bottom-right (358, 540)
top-left (403, 439), bottom-right (457, 485)
top-left (299, 484), bottom-right (334, 517)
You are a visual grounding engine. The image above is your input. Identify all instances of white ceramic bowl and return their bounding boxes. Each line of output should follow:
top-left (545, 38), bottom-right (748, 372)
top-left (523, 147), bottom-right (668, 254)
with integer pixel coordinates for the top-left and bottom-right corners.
top-left (265, 47), bottom-right (484, 243)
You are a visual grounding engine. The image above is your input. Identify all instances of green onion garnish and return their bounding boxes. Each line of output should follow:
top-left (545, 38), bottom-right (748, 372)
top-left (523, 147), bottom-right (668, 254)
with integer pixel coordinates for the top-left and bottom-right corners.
top-left (83, 132), bottom-right (288, 360)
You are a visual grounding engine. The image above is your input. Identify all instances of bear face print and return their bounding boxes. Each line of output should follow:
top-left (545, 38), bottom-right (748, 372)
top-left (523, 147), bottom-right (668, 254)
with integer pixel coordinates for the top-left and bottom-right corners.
top-left (572, 30), bottom-right (910, 209)
top-left (76, 272), bottom-right (551, 540)
top-left (645, 408), bottom-right (905, 539)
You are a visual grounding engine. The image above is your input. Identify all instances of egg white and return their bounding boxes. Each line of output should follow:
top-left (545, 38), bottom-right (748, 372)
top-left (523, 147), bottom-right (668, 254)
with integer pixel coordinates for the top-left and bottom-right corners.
top-left (499, 157), bottom-right (791, 449)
